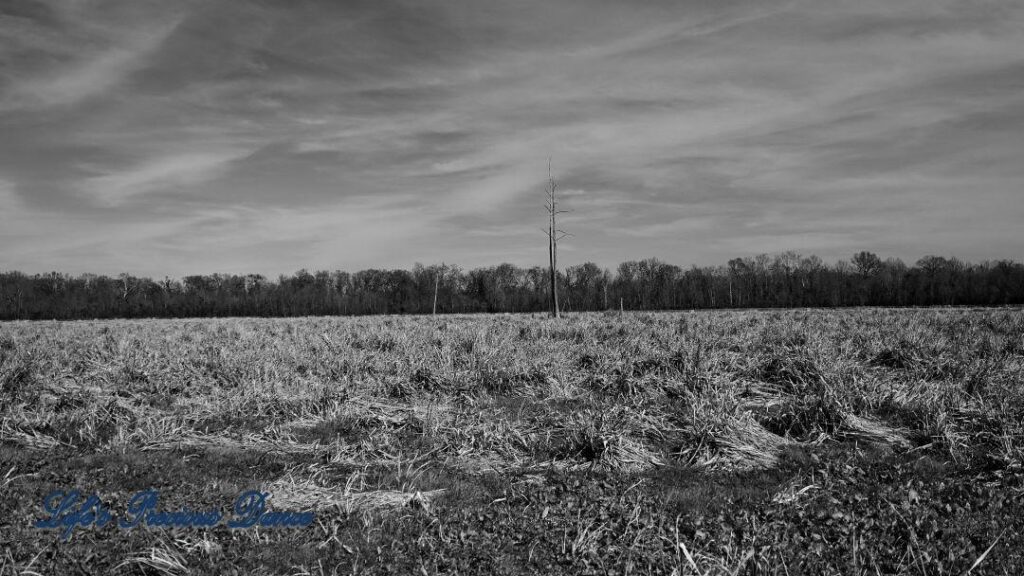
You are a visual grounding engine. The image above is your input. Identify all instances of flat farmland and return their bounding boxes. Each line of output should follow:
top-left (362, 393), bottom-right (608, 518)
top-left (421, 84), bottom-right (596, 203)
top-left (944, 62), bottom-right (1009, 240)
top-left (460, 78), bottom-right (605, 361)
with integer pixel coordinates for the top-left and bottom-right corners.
top-left (2, 309), bottom-right (1023, 575)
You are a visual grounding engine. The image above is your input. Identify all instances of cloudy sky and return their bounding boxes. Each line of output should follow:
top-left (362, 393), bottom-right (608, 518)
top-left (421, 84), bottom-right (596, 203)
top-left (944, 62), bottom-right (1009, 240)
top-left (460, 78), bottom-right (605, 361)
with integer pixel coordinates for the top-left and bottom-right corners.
top-left (1, 0), bottom-right (1022, 277)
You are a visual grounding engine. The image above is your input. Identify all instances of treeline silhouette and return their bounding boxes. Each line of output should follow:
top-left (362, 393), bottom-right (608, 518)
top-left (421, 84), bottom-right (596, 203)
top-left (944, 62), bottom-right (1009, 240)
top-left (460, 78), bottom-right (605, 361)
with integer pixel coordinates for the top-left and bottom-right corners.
top-left (2, 252), bottom-right (1022, 320)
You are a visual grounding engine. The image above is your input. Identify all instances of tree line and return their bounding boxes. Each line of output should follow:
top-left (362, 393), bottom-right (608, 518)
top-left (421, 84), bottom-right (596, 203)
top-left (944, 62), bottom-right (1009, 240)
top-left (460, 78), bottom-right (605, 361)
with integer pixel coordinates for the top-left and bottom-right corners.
top-left (1, 252), bottom-right (1022, 320)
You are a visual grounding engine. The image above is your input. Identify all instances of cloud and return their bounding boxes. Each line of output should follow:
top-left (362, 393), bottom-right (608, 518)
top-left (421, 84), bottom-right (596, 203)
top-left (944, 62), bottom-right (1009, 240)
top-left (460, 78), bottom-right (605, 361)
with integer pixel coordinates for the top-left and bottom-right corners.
top-left (2, 6), bottom-right (183, 111)
top-left (0, 178), bottom-right (22, 229)
top-left (2, 0), bottom-right (1023, 275)
top-left (11, 34), bottom-right (161, 109)
top-left (80, 149), bottom-right (249, 205)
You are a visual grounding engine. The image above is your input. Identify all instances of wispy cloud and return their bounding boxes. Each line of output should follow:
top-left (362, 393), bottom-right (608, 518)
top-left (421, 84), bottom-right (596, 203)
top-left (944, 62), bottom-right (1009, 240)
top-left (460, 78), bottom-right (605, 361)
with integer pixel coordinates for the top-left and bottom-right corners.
top-left (81, 149), bottom-right (249, 205)
top-left (2, 3), bottom-right (183, 111)
top-left (2, 0), bottom-right (1023, 276)
top-left (0, 177), bottom-right (21, 227)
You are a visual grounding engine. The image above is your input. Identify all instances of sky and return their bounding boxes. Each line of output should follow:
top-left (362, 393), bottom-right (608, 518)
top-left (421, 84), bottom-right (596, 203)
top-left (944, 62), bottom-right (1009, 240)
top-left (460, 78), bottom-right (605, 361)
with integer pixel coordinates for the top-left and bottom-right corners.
top-left (1, 0), bottom-right (1023, 278)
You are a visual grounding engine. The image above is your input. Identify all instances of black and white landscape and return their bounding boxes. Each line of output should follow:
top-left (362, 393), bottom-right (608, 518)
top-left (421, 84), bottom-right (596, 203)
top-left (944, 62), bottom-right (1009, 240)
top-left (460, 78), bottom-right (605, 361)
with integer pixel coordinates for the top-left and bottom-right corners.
top-left (2, 1), bottom-right (1023, 574)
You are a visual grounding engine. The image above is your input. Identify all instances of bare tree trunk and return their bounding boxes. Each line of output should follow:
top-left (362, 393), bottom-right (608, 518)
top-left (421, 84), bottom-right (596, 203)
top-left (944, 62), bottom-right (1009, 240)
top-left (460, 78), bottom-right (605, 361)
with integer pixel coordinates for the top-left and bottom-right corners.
top-left (433, 269), bottom-right (440, 315)
top-left (549, 219), bottom-right (559, 318)
top-left (544, 159), bottom-right (567, 319)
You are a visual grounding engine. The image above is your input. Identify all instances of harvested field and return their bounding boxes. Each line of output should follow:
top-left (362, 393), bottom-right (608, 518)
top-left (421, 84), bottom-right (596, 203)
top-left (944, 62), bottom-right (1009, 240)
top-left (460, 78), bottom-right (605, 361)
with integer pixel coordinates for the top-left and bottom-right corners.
top-left (2, 308), bottom-right (1024, 574)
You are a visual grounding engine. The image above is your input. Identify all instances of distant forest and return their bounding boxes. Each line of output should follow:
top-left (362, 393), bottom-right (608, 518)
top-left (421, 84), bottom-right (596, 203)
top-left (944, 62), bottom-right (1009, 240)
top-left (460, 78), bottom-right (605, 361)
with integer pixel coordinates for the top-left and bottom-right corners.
top-left (1, 252), bottom-right (1022, 320)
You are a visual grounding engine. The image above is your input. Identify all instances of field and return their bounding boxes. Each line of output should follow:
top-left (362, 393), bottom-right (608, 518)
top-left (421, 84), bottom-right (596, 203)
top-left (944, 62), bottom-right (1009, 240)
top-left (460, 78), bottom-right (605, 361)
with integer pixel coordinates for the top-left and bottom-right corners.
top-left (2, 308), bottom-right (1024, 575)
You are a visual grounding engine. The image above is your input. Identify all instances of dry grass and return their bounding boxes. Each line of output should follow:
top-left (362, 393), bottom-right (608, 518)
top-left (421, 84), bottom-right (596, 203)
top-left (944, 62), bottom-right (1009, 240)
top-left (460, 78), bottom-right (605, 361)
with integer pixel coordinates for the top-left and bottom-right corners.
top-left (4, 310), bottom-right (1023, 473)
top-left (2, 308), bottom-right (1023, 574)
top-left (265, 464), bottom-right (447, 513)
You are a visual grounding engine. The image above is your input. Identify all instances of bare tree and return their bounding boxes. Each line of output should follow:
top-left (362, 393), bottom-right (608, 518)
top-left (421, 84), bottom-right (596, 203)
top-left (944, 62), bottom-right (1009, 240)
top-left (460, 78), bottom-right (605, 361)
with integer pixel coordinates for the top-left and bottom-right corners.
top-left (119, 273), bottom-right (135, 302)
top-left (543, 159), bottom-right (570, 318)
top-left (433, 263), bottom-right (445, 315)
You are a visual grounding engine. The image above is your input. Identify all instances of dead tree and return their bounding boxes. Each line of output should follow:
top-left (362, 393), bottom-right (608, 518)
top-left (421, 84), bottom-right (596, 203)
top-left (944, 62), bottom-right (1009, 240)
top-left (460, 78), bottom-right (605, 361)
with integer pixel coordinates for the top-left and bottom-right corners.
top-left (543, 159), bottom-right (570, 318)
top-left (119, 273), bottom-right (135, 302)
top-left (433, 263), bottom-right (444, 315)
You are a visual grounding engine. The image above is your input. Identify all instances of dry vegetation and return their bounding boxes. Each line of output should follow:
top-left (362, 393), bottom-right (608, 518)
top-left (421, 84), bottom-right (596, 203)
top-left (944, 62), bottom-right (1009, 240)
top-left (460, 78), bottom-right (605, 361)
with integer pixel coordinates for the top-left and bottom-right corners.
top-left (2, 308), bottom-right (1023, 575)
